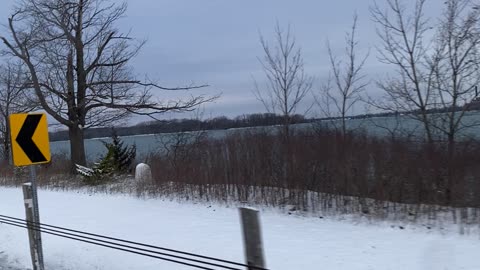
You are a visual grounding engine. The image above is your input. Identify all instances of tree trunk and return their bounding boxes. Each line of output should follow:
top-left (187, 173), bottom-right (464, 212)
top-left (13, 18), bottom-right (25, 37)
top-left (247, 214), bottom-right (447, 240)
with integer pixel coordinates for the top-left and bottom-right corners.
top-left (3, 118), bottom-right (11, 164)
top-left (445, 133), bottom-right (456, 205)
top-left (68, 125), bottom-right (87, 169)
top-left (421, 111), bottom-right (433, 144)
top-left (3, 137), bottom-right (9, 163)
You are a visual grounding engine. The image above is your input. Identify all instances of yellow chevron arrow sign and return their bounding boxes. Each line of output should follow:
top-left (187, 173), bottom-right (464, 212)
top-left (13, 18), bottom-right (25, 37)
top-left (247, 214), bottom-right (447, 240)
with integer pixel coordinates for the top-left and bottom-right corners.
top-left (10, 113), bottom-right (51, 166)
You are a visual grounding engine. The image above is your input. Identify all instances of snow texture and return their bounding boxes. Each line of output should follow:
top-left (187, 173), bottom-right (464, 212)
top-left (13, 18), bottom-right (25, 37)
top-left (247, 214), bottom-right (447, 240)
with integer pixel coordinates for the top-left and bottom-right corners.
top-left (75, 164), bottom-right (94, 177)
top-left (0, 187), bottom-right (479, 270)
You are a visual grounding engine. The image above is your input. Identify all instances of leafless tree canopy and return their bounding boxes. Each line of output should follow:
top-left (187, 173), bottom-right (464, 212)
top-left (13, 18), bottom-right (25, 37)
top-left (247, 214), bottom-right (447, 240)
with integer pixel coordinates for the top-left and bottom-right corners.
top-left (371, 0), bottom-right (480, 146)
top-left (319, 14), bottom-right (369, 137)
top-left (254, 23), bottom-right (313, 136)
top-left (0, 0), bottom-right (214, 166)
top-left (0, 61), bottom-right (33, 161)
top-left (431, 0), bottom-right (480, 147)
top-left (370, 0), bottom-right (437, 142)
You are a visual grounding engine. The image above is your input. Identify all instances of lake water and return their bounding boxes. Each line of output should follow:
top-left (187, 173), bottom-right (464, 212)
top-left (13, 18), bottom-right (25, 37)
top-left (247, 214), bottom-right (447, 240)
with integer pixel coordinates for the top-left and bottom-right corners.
top-left (50, 111), bottom-right (480, 162)
top-left (50, 128), bottom-right (259, 162)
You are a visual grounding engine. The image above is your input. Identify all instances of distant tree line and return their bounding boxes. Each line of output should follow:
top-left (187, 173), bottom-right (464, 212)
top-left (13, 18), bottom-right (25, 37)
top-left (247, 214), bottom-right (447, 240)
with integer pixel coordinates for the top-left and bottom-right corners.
top-left (48, 100), bottom-right (480, 141)
top-left (346, 101), bottom-right (480, 121)
top-left (48, 113), bottom-right (309, 141)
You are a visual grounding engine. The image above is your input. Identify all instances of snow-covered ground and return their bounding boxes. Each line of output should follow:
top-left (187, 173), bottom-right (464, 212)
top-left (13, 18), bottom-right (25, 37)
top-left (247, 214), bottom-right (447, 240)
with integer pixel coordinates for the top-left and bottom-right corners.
top-left (0, 187), bottom-right (479, 270)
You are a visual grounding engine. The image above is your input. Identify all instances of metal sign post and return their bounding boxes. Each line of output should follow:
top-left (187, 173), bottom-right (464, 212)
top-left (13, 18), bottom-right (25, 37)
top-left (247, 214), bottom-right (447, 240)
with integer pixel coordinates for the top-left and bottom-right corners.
top-left (29, 165), bottom-right (44, 268)
top-left (10, 113), bottom-right (50, 270)
top-left (22, 181), bottom-right (44, 270)
top-left (239, 207), bottom-right (266, 270)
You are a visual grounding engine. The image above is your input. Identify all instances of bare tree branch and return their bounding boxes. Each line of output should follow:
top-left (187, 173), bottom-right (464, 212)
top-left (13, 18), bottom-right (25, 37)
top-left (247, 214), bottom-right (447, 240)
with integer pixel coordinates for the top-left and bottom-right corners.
top-left (370, 0), bottom-right (436, 143)
top-left (319, 13), bottom-right (369, 137)
top-left (254, 22), bottom-right (313, 137)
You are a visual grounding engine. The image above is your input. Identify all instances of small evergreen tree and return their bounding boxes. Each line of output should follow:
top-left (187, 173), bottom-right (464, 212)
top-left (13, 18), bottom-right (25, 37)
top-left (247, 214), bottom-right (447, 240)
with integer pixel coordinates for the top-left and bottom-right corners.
top-left (76, 129), bottom-right (136, 185)
top-left (100, 129), bottom-right (136, 173)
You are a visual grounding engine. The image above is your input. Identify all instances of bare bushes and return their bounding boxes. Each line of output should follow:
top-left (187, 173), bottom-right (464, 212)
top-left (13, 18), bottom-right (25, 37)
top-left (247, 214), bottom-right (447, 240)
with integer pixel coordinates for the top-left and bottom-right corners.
top-left (0, 152), bottom-right (74, 188)
top-left (145, 126), bottom-right (480, 218)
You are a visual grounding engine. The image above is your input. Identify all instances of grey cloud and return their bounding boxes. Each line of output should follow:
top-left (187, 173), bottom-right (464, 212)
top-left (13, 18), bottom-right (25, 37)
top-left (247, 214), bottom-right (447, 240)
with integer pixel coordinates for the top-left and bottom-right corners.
top-left (0, 0), bottom-right (447, 122)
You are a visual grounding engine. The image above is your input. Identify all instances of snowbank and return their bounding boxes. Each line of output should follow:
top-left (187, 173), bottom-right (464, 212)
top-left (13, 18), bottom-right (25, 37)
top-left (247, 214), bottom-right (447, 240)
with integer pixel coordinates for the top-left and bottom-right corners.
top-left (0, 187), bottom-right (478, 270)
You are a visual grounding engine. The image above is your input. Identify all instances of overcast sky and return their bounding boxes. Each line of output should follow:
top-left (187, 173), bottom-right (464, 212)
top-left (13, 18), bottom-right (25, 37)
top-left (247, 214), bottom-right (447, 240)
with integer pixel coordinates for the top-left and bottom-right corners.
top-left (0, 0), bottom-right (446, 123)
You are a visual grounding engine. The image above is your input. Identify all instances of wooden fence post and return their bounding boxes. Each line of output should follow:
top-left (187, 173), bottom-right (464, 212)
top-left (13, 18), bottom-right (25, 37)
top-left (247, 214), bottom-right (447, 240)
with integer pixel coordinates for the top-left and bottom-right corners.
top-left (239, 207), bottom-right (266, 270)
top-left (23, 183), bottom-right (45, 270)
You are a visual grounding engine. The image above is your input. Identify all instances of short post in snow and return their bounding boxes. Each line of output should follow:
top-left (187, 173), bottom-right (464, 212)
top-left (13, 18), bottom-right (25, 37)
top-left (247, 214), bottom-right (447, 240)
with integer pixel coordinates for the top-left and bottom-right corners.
top-left (23, 181), bottom-right (45, 270)
top-left (239, 207), bottom-right (266, 270)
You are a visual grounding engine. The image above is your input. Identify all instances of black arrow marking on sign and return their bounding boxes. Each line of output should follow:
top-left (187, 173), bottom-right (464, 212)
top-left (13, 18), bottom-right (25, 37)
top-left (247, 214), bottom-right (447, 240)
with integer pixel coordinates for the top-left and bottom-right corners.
top-left (16, 114), bottom-right (47, 163)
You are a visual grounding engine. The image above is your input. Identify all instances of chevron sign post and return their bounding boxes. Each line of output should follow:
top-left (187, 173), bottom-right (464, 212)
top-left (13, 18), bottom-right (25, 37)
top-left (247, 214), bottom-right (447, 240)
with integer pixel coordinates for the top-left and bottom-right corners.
top-left (9, 113), bottom-right (49, 270)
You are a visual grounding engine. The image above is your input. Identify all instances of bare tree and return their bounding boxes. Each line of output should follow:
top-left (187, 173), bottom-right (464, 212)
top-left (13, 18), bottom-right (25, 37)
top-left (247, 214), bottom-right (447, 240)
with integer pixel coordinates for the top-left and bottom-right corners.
top-left (0, 61), bottom-right (33, 162)
top-left (431, 0), bottom-right (480, 155)
top-left (427, 0), bottom-right (480, 204)
top-left (319, 14), bottom-right (369, 138)
top-left (253, 23), bottom-right (313, 203)
top-left (254, 23), bottom-right (313, 139)
top-left (370, 0), bottom-right (437, 143)
top-left (0, 0), bottom-right (213, 167)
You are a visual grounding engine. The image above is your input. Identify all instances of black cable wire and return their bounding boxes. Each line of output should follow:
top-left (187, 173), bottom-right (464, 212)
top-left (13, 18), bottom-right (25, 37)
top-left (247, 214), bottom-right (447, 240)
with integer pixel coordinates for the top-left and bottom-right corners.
top-left (0, 217), bottom-right (241, 270)
top-left (0, 219), bottom-right (228, 270)
top-left (0, 215), bottom-right (269, 270)
top-left (0, 214), bottom-right (268, 270)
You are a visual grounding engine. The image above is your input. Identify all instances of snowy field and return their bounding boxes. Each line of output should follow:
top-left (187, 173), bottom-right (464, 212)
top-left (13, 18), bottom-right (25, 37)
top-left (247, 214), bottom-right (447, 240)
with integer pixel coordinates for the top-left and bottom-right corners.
top-left (0, 187), bottom-right (479, 270)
